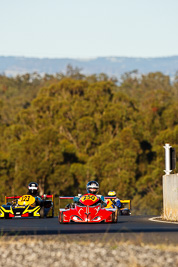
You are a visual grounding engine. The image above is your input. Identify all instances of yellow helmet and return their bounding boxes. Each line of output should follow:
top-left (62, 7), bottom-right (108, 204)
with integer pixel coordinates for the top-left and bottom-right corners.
top-left (108, 191), bottom-right (116, 197)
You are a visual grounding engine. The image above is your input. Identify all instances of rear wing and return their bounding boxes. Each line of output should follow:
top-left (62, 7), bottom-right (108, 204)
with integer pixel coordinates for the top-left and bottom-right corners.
top-left (59, 196), bottom-right (74, 209)
top-left (120, 200), bottom-right (131, 209)
top-left (5, 194), bottom-right (54, 203)
top-left (59, 196), bottom-right (131, 209)
top-left (59, 196), bottom-right (130, 201)
top-left (59, 197), bottom-right (74, 200)
top-left (42, 195), bottom-right (54, 202)
top-left (5, 196), bottom-right (21, 203)
top-left (104, 197), bottom-right (116, 199)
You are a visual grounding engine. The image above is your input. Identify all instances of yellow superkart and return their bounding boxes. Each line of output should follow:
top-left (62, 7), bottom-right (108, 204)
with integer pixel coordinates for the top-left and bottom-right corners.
top-left (120, 200), bottom-right (131, 215)
top-left (105, 198), bottom-right (131, 215)
top-left (0, 194), bottom-right (54, 219)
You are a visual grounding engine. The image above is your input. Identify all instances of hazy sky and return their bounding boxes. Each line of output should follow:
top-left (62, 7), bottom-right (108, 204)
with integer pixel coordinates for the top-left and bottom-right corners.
top-left (1, 0), bottom-right (178, 58)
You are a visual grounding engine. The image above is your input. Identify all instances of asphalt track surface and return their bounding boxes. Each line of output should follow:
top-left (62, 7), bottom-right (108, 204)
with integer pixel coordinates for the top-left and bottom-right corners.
top-left (0, 215), bottom-right (178, 244)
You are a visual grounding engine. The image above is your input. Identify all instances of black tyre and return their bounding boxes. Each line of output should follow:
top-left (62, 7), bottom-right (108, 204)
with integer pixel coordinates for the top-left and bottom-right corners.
top-left (111, 212), bottom-right (117, 223)
top-left (51, 207), bottom-right (54, 218)
top-left (5, 214), bottom-right (12, 219)
top-left (120, 209), bottom-right (130, 216)
top-left (114, 211), bottom-right (118, 223)
top-left (59, 212), bottom-right (64, 224)
top-left (40, 207), bottom-right (45, 218)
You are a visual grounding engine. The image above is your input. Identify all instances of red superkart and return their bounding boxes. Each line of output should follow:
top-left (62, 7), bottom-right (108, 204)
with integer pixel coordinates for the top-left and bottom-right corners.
top-left (59, 193), bottom-right (118, 223)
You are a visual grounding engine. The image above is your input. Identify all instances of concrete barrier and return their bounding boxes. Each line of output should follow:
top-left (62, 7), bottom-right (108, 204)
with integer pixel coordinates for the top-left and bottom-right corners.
top-left (163, 173), bottom-right (178, 221)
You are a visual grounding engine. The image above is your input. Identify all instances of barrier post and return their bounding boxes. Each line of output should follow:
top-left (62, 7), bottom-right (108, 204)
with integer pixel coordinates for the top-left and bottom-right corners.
top-left (163, 143), bottom-right (172, 175)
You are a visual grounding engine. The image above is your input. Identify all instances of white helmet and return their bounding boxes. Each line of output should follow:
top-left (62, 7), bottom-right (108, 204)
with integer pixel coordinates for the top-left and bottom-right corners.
top-left (86, 181), bottom-right (99, 194)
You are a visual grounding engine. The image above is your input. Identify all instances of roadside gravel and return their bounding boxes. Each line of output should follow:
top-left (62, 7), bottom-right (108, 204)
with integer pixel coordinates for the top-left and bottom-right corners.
top-left (0, 236), bottom-right (177, 267)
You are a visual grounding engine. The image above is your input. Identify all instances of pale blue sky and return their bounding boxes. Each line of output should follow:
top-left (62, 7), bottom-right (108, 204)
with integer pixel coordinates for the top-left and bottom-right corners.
top-left (1, 0), bottom-right (178, 58)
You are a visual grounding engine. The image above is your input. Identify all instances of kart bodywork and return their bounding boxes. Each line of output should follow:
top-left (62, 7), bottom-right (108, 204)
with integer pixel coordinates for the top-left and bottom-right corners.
top-left (0, 194), bottom-right (54, 219)
top-left (59, 194), bottom-right (118, 223)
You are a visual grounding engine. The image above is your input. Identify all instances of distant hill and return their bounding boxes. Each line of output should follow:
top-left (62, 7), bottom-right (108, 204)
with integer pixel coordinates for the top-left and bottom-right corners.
top-left (0, 55), bottom-right (178, 78)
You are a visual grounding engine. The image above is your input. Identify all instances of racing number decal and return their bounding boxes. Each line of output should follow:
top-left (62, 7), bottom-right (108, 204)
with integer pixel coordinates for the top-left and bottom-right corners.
top-left (18, 195), bottom-right (35, 206)
top-left (21, 196), bottom-right (30, 201)
top-left (80, 195), bottom-right (97, 202)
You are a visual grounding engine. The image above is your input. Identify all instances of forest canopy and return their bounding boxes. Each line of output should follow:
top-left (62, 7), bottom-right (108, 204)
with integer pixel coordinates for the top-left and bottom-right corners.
top-left (0, 68), bottom-right (178, 215)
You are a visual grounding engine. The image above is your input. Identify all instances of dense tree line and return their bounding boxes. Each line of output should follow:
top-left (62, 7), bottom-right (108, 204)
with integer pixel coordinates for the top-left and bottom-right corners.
top-left (0, 68), bottom-right (177, 214)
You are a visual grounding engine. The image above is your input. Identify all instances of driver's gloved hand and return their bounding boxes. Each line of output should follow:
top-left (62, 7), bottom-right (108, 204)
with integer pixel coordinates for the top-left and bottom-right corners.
top-left (65, 204), bottom-right (71, 209)
top-left (101, 201), bottom-right (107, 208)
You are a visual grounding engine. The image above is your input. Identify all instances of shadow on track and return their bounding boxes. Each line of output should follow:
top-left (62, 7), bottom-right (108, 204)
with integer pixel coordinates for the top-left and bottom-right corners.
top-left (1, 227), bottom-right (178, 236)
top-left (1, 216), bottom-right (178, 236)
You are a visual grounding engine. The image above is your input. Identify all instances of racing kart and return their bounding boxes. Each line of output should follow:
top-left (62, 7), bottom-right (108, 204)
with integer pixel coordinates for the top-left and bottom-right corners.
top-left (0, 194), bottom-right (54, 219)
top-left (105, 197), bottom-right (131, 215)
top-left (59, 193), bottom-right (118, 223)
top-left (120, 200), bottom-right (131, 215)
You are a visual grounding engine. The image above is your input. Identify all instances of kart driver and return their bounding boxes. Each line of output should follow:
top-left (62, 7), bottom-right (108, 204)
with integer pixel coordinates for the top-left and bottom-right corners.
top-left (106, 190), bottom-right (121, 209)
top-left (73, 181), bottom-right (107, 207)
top-left (27, 182), bottom-right (42, 205)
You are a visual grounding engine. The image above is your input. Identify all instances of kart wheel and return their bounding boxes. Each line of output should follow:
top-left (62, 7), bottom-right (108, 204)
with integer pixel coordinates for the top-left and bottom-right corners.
top-left (40, 207), bottom-right (45, 218)
top-left (59, 212), bottom-right (68, 223)
top-left (60, 212), bottom-right (64, 224)
top-left (51, 208), bottom-right (54, 218)
top-left (114, 213), bottom-right (118, 223)
top-left (112, 212), bottom-right (118, 223)
top-left (5, 214), bottom-right (12, 219)
top-left (120, 209), bottom-right (130, 216)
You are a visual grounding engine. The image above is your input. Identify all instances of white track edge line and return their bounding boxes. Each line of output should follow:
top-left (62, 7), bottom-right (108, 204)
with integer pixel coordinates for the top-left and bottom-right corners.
top-left (149, 217), bottom-right (178, 224)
